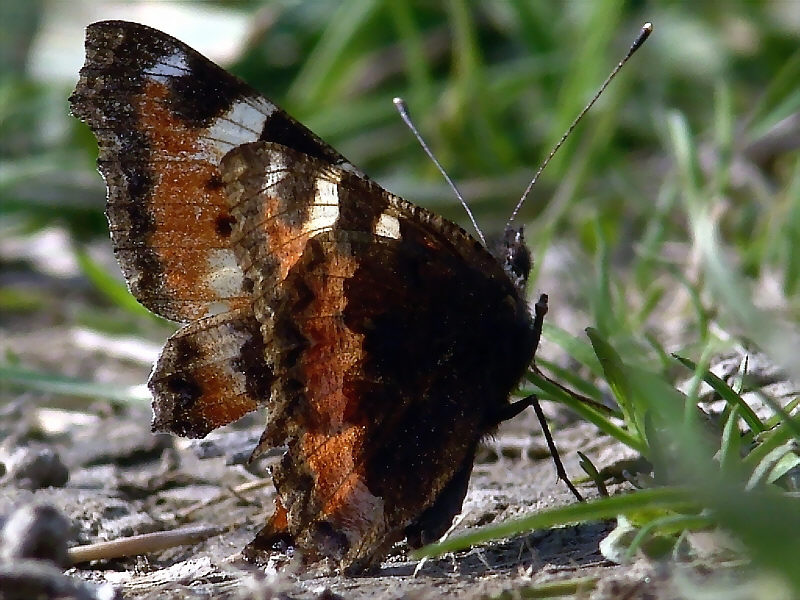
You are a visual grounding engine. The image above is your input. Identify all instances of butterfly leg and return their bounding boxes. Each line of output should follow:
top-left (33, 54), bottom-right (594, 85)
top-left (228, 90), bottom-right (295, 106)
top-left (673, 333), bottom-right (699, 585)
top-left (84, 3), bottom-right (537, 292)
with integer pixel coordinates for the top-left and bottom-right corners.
top-left (492, 394), bottom-right (583, 502)
top-left (529, 396), bottom-right (584, 502)
top-left (528, 293), bottom-right (584, 500)
top-left (531, 293), bottom-right (548, 358)
top-left (494, 293), bottom-right (584, 501)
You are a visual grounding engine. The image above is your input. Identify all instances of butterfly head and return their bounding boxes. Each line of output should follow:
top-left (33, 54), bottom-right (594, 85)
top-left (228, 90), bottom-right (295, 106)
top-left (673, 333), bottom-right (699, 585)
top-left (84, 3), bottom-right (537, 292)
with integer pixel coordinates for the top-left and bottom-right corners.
top-left (494, 226), bottom-right (531, 293)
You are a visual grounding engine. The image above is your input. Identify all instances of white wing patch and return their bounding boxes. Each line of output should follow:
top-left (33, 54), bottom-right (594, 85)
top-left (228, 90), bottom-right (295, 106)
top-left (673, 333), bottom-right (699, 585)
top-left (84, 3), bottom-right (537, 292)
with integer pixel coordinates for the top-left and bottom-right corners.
top-left (304, 176), bottom-right (341, 236)
top-left (205, 248), bottom-right (245, 315)
top-left (145, 50), bottom-right (190, 82)
top-left (374, 212), bottom-right (401, 239)
top-left (199, 99), bottom-right (275, 162)
top-left (263, 151), bottom-right (288, 190)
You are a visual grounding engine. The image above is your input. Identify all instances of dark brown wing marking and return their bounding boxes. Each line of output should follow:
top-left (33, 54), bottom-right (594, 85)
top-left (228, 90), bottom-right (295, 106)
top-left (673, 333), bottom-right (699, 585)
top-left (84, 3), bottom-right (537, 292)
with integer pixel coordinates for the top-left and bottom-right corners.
top-left (149, 307), bottom-right (274, 437)
top-left (222, 142), bottom-right (537, 570)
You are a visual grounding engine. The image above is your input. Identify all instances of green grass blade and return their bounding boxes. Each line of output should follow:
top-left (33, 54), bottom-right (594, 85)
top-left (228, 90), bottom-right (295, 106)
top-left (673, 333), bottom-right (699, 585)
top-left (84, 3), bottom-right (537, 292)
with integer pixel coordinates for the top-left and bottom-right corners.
top-left (287, 0), bottom-right (382, 108)
top-left (719, 405), bottom-right (743, 476)
top-left (0, 364), bottom-right (150, 404)
top-left (525, 369), bottom-right (645, 454)
top-left (625, 513), bottom-right (713, 562)
top-left (744, 413), bottom-right (800, 471)
top-left (585, 327), bottom-right (641, 436)
top-left (541, 322), bottom-right (602, 376)
top-left (413, 486), bottom-right (694, 558)
top-left (672, 354), bottom-right (764, 434)
top-left (74, 246), bottom-right (161, 321)
top-left (533, 356), bottom-right (605, 404)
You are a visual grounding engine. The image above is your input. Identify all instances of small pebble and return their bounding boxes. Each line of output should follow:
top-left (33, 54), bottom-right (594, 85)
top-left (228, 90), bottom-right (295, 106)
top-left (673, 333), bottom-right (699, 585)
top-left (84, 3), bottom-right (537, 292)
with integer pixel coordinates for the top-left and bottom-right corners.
top-left (0, 560), bottom-right (120, 600)
top-left (4, 446), bottom-right (69, 490)
top-left (0, 504), bottom-right (72, 568)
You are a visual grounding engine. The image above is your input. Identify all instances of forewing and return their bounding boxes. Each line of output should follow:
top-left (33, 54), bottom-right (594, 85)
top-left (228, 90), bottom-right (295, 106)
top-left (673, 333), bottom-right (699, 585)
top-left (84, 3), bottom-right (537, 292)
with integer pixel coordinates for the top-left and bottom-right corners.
top-left (69, 20), bottom-right (361, 322)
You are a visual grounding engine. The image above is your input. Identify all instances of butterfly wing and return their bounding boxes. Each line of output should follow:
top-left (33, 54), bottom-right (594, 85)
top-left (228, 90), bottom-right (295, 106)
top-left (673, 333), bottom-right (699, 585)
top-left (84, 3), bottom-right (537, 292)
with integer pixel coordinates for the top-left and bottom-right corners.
top-left (221, 142), bottom-right (537, 570)
top-left (69, 20), bottom-right (361, 323)
top-left (70, 21), bottom-right (364, 435)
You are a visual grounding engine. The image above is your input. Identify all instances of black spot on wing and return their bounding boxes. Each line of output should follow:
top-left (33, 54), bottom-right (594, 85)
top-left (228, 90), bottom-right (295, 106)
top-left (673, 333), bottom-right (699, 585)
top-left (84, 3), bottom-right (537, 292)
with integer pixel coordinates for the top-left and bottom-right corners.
top-left (335, 172), bottom-right (390, 232)
top-left (165, 374), bottom-right (203, 415)
top-left (215, 214), bottom-right (235, 238)
top-left (230, 318), bottom-right (275, 402)
top-left (167, 53), bottom-right (252, 128)
top-left (206, 173), bottom-right (224, 190)
top-left (153, 334), bottom-right (207, 436)
top-left (259, 112), bottom-right (345, 166)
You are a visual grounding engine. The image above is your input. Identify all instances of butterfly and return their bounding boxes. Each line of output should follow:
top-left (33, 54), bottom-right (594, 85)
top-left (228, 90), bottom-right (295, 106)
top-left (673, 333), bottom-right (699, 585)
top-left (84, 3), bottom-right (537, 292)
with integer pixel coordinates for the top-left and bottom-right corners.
top-left (70, 20), bottom-right (544, 573)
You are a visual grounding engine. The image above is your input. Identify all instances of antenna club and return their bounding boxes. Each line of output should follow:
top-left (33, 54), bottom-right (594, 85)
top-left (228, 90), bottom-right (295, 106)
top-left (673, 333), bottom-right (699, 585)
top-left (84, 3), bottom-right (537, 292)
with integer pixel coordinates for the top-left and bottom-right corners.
top-left (631, 22), bottom-right (654, 53)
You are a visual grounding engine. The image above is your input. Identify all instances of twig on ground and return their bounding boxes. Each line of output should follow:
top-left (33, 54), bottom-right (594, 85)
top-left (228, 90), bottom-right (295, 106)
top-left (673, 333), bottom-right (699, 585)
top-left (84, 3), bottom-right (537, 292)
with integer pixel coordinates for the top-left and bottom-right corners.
top-left (68, 524), bottom-right (219, 565)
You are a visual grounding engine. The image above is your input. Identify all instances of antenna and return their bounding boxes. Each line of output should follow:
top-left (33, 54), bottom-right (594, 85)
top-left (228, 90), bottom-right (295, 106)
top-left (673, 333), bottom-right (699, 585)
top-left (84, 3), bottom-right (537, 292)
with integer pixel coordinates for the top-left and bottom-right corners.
top-left (506, 22), bottom-right (653, 227)
top-left (393, 97), bottom-right (486, 246)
